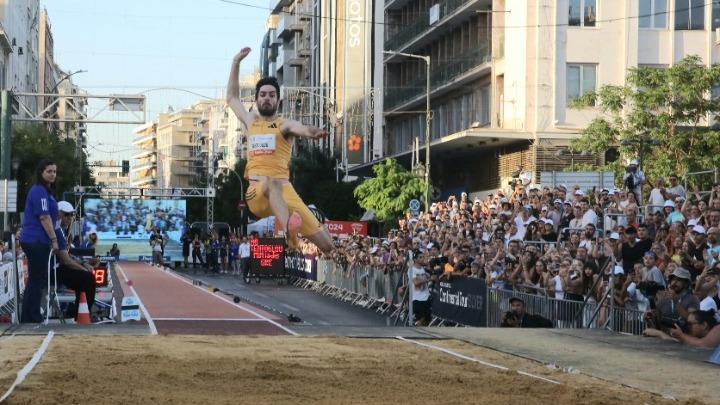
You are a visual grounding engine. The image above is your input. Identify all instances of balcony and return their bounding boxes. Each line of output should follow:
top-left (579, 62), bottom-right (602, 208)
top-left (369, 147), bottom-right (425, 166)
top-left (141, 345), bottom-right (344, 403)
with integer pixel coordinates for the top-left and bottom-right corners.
top-left (289, 57), bottom-right (305, 67)
top-left (384, 42), bottom-right (490, 111)
top-left (297, 47), bottom-right (311, 57)
top-left (277, 14), bottom-right (296, 40)
top-left (385, 0), bottom-right (486, 53)
top-left (133, 149), bottom-right (156, 160)
top-left (132, 160), bottom-right (157, 172)
top-left (132, 132), bottom-right (156, 146)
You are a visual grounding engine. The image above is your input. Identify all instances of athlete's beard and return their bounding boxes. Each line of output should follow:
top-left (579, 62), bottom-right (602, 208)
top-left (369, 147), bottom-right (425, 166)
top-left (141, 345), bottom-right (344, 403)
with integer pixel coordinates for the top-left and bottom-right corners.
top-left (257, 102), bottom-right (277, 117)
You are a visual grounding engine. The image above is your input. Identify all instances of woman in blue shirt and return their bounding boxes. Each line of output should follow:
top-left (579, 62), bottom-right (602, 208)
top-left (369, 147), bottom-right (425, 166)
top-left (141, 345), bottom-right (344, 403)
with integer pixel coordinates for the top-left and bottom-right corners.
top-left (19, 159), bottom-right (60, 323)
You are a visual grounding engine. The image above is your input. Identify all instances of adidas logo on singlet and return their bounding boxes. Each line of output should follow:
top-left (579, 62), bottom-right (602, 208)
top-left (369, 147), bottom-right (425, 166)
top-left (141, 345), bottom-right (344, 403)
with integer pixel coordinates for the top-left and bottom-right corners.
top-left (269, 123), bottom-right (278, 128)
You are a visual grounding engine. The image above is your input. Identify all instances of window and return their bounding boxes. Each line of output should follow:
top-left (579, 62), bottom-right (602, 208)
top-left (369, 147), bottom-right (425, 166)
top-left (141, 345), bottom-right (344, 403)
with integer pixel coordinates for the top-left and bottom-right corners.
top-left (675, 0), bottom-right (704, 30)
top-left (713, 1), bottom-right (720, 29)
top-left (569, 0), bottom-right (596, 27)
top-left (479, 86), bottom-right (490, 126)
top-left (567, 64), bottom-right (597, 105)
top-left (639, 0), bottom-right (667, 28)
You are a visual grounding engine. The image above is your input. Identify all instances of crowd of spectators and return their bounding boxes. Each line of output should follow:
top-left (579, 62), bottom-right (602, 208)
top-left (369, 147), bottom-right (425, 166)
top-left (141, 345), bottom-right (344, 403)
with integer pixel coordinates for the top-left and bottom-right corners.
top-left (306, 167), bottom-right (720, 346)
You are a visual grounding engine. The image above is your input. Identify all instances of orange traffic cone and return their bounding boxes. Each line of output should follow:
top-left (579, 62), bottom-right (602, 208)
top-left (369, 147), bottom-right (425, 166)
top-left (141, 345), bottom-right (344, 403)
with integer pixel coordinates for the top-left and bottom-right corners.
top-left (76, 292), bottom-right (91, 324)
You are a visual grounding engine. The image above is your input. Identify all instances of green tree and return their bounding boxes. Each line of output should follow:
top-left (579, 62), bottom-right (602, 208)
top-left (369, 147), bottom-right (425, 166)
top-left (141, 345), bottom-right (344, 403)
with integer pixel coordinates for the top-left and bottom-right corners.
top-left (289, 144), bottom-right (360, 220)
top-left (214, 159), bottom-right (247, 228)
top-left (354, 158), bottom-right (425, 222)
top-left (571, 55), bottom-right (720, 189)
top-left (12, 123), bottom-right (94, 214)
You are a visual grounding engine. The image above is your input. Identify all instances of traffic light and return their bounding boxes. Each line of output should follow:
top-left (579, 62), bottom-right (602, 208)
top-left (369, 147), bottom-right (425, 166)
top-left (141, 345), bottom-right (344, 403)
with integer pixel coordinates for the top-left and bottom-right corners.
top-left (121, 160), bottom-right (130, 175)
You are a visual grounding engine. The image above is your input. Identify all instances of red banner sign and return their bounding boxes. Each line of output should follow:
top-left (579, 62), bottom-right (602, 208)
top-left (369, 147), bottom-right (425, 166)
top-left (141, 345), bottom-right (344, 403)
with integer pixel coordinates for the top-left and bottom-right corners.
top-left (273, 219), bottom-right (368, 237)
top-left (324, 220), bottom-right (367, 236)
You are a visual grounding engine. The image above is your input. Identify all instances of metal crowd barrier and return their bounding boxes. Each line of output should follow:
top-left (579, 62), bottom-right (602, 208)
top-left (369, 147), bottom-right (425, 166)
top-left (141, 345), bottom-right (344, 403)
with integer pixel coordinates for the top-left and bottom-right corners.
top-left (485, 286), bottom-right (647, 334)
top-left (300, 259), bottom-right (649, 335)
top-left (294, 260), bottom-right (406, 314)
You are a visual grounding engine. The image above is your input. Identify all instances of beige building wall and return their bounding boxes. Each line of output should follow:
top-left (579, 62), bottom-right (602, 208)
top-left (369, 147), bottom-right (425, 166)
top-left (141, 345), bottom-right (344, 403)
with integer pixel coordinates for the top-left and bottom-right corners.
top-left (93, 160), bottom-right (129, 189)
top-left (131, 122), bottom-right (158, 188)
top-left (155, 108), bottom-right (203, 188)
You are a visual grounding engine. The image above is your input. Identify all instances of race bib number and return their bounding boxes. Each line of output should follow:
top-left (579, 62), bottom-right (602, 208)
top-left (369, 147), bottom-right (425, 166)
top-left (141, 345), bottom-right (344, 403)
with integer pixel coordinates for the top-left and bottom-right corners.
top-left (249, 134), bottom-right (276, 156)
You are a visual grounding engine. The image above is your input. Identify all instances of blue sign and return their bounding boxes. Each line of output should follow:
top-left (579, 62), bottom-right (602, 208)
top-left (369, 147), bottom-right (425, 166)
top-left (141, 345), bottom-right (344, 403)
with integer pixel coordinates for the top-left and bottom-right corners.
top-left (138, 255), bottom-right (170, 262)
top-left (409, 199), bottom-right (421, 212)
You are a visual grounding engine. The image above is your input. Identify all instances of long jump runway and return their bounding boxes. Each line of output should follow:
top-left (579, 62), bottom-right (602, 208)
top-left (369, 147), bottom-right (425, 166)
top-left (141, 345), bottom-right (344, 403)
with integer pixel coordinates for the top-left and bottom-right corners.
top-left (115, 262), bottom-right (294, 336)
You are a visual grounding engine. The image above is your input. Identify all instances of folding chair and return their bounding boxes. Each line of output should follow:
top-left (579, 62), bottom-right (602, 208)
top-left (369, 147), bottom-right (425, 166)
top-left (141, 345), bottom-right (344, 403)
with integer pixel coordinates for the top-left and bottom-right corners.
top-left (45, 250), bottom-right (65, 324)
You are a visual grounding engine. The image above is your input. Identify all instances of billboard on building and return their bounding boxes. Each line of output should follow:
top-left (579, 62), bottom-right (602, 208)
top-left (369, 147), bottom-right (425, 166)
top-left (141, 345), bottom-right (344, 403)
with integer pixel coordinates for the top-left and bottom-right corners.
top-left (343, 0), bottom-right (371, 165)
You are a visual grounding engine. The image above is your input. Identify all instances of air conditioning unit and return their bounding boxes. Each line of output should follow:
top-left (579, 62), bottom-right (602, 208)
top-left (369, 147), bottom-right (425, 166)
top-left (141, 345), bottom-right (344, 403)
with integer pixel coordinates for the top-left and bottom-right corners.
top-left (716, 28), bottom-right (720, 45)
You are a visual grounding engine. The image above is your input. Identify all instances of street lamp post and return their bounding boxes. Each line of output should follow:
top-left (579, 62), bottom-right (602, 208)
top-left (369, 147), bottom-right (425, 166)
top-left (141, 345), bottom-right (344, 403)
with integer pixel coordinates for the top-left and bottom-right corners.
top-left (217, 162), bottom-right (246, 235)
top-left (383, 50), bottom-right (431, 211)
top-left (50, 69), bottom-right (88, 94)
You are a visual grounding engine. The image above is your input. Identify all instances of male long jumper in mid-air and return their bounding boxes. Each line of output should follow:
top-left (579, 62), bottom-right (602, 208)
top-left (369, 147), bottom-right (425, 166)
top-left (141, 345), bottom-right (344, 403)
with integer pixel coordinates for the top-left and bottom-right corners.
top-left (226, 47), bottom-right (335, 253)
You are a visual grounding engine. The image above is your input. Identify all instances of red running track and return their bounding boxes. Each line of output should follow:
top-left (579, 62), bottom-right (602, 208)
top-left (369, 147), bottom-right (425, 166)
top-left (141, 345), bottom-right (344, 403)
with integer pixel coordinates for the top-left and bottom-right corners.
top-left (114, 262), bottom-right (294, 336)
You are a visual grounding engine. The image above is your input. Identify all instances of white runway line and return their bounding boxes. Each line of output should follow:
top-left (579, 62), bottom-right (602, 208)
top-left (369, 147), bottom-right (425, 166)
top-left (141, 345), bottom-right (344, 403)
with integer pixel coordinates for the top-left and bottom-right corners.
top-left (115, 263), bottom-right (157, 335)
top-left (0, 331), bottom-right (55, 403)
top-left (160, 266), bottom-right (299, 336)
top-left (396, 336), bottom-right (561, 385)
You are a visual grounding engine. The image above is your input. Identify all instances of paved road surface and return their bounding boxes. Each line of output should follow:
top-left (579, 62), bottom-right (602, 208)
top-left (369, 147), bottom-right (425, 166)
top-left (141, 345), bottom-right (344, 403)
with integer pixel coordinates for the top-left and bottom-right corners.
top-left (175, 267), bottom-right (390, 328)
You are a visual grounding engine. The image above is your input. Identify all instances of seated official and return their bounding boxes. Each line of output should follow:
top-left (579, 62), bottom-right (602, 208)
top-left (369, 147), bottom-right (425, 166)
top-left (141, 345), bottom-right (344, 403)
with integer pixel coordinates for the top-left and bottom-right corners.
top-left (644, 310), bottom-right (720, 348)
top-left (501, 297), bottom-right (553, 328)
top-left (54, 201), bottom-right (97, 321)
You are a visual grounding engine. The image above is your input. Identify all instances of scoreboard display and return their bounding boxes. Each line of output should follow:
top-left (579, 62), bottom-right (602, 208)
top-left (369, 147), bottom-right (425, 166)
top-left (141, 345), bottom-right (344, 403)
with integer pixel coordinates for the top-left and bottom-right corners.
top-left (249, 237), bottom-right (285, 277)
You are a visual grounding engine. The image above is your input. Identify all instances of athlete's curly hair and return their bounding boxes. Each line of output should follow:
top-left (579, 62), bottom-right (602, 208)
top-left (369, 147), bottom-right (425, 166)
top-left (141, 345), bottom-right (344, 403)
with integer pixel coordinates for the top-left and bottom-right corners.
top-left (255, 77), bottom-right (280, 100)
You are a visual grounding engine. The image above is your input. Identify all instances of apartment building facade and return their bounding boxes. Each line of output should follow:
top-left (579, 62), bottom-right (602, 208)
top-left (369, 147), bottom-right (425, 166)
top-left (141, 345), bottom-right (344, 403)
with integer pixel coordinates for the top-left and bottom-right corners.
top-left (342, 0), bottom-right (720, 198)
top-left (131, 122), bottom-right (158, 189)
top-left (92, 160), bottom-right (129, 189)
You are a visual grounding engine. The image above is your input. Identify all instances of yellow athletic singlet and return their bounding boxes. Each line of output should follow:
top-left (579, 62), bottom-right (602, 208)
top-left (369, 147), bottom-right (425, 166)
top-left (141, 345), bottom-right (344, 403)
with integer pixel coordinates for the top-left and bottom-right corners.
top-left (244, 116), bottom-right (291, 179)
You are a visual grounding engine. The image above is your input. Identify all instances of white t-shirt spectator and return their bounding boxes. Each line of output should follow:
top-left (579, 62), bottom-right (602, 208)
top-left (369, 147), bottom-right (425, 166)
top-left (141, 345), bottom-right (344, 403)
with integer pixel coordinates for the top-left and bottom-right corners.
top-left (239, 241), bottom-right (251, 258)
top-left (411, 265), bottom-right (430, 302)
top-left (581, 209), bottom-right (598, 227)
top-left (648, 188), bottom-right (665, 213)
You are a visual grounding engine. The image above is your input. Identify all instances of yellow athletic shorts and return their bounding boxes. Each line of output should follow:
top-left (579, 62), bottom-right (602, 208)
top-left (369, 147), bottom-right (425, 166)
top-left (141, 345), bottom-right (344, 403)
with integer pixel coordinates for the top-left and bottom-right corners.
top-left (245, 182), bottom-right (323, 236)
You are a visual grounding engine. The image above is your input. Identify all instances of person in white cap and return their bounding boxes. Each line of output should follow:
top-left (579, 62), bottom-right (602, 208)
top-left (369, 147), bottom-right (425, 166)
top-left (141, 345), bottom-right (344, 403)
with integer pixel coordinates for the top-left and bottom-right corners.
top-left (540, 218), bottom-right (558, 242)
top-left (53, 201), bottom-right (98, 322)
top-left (621, 159), bottom-right (645, 204)
top-left (685, 225), bottom-right (708, 277)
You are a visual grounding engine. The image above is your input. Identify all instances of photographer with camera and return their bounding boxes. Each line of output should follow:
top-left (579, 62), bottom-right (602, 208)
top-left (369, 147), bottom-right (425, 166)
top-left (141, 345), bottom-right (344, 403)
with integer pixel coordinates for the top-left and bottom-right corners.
top-left (501, 297), bottom-right (553, 328)
top-left (644, 267), bottom-right (699, 334)
top-left (644, 310), bottom-right (720, 347)
top-left (622, 159), bottom-right (646, 204)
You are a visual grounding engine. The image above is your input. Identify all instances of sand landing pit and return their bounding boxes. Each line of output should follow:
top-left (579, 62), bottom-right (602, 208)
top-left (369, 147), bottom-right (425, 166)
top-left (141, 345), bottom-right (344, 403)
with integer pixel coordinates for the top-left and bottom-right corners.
top-left (1, 334), bottom-right (708, 404)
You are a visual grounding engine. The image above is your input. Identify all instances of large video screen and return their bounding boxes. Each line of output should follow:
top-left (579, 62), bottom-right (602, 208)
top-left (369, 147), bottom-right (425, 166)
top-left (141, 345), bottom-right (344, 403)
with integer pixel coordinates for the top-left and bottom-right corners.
top-left (83, 198), bottom-right (187, 242)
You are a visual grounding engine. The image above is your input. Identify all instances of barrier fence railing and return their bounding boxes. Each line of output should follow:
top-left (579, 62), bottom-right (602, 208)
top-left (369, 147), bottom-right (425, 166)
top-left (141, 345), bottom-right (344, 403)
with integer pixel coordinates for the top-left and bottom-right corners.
top-left (306, 259), bottom-right (648, 335)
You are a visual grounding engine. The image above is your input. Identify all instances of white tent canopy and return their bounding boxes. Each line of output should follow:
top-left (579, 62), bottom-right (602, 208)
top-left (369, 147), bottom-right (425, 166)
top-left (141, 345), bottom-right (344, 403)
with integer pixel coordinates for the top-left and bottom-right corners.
top-left (247, 216), bottom-right (275, 236)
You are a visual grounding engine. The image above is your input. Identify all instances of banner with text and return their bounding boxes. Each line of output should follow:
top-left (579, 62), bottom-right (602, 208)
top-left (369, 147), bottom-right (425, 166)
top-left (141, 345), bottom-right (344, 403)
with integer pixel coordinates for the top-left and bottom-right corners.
top-left (431, 278), bottom-right (487, 327)
top-left (325, 220), bottom-right (368, 237)
top-left (284, 253), bottom-right (317, 281)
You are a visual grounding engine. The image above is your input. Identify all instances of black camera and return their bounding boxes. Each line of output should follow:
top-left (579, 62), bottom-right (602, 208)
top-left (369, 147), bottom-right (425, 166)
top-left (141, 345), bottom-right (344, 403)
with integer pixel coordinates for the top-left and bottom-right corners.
top-left (659, 317), bottom-right (688, 332)
top-left (504, 310), bottom-right (519, 324)
top-left (637, 281), bottom-right (664, 297)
